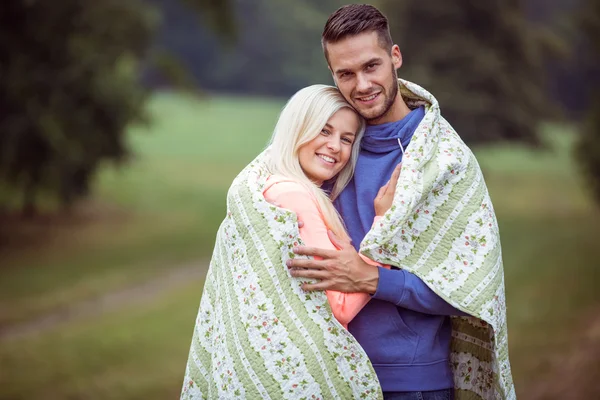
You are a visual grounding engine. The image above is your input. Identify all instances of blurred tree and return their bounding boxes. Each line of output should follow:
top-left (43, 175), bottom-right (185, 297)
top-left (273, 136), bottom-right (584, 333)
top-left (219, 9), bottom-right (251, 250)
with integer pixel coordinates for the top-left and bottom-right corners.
top-left (380, 0), bottom-right (560, 144)
top-left (150, 0), bottom-right (347, 96)
top-left (0, 0), bottom-right (232, 215)
top-left (575, 0), bottom-right (600, 204)
top-left (144, 0), bottom-right (576, 119)
top-left (182, 0), bottom-right (236, 40)
top-left (524, 0), bottom-right (589, 118)
top-left (144, 0), bottom-right (237, 90)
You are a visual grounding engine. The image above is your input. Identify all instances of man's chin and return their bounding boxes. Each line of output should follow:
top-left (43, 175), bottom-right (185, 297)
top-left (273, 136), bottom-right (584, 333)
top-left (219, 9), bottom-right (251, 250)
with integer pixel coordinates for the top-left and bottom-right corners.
top-left (357, 107), bottom-right (385, 121)
top-left (351, 98), bottom-right (381, 114)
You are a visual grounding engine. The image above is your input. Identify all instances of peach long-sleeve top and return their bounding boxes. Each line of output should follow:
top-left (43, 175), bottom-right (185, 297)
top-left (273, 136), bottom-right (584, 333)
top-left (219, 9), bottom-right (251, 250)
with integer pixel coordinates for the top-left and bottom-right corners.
top-left (263, 175), bottom-right (388, 329)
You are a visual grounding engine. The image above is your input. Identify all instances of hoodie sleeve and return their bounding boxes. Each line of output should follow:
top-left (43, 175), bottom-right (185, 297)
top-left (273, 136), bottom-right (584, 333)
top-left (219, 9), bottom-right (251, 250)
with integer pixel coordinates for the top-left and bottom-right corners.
top-left (371, 267), bottom-right (468, 316)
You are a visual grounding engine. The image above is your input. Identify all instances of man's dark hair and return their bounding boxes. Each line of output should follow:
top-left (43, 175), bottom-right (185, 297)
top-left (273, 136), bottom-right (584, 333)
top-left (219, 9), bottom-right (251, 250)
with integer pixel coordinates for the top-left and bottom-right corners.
top-left (321, 4), bottom-right (393, 60)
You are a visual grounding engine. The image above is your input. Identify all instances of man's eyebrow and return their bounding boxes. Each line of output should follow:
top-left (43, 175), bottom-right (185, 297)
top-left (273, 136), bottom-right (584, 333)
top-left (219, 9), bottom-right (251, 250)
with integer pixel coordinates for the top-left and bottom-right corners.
top-left (334, 67), bottom-right (352, 75)
top-left (362, 57), bottom-right (383, 67)
top-left (324, 123), bottom-right (356, 136)
top-left (334, 58), bottom-right (383, 75)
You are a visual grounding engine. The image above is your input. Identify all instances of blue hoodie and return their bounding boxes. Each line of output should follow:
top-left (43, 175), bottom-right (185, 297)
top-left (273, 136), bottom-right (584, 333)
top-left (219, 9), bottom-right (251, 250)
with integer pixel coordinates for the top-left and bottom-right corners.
top-left (334, 106), bottom-right (466, 392)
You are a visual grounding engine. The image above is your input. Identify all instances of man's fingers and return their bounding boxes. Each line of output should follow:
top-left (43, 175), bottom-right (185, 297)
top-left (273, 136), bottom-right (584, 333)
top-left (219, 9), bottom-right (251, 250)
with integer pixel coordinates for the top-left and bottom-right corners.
top-left (293, 245), bottom-right (337, 259)
top-left (391, 163), bottom-right (401, 181)
top-left (386, 164), bottom-right (402, 195)
top-left (289, 269), bottom-right (327, 280)
top-left (375, 184), bottom-right (386, 200)
top-left (387, 179), bottom-right (398, 196)
top-left (286, 257), bottom-right (327, 270)
top-left (390, 163), bottom-right (401, 182)
top-left (301, 281), bottom-right (330, 292)
top-left (377, 182), bottom-right (390, 198)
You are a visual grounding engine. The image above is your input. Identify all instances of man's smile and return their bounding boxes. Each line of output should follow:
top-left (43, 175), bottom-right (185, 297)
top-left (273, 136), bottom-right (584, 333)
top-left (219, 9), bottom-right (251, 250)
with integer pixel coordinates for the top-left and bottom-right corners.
top-left (355, 92), bottom-right (381, 104)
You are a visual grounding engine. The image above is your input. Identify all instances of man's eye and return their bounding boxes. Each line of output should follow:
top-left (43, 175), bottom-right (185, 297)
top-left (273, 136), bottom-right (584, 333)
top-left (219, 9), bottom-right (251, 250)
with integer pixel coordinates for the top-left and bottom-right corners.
top-left (366, 63), bottom-right (377, 70)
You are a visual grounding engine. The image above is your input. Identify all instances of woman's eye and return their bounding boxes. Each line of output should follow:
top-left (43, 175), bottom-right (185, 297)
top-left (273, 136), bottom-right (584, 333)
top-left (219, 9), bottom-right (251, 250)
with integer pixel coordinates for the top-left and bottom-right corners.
top-left (342, 137), bottom-right (353, 144)
top-left (321, 129), bottom-right (331, 136)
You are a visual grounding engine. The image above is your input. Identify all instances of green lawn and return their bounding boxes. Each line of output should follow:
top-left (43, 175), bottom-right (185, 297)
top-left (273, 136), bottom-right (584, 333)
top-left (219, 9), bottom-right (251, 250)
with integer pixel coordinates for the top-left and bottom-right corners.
top-left (0, 93), bottom-right (283, 326)
top-left (0, 281), bottom-right (201, 400)
top-left (0, 93), bottom-right (598, 399)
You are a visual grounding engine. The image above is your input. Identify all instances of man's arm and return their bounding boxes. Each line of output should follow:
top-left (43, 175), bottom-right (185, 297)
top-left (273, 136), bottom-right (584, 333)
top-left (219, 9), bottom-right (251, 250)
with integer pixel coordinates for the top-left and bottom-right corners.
top-left (289, 231), bottom-right (467, 317)
top-left (372, 266), bottom-right (467, 316)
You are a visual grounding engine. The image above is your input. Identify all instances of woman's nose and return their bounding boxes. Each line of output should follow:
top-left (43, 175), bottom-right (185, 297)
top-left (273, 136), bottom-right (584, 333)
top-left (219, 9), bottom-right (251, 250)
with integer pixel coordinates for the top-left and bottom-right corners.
top-left (326, 138), bottom-right (340, 152)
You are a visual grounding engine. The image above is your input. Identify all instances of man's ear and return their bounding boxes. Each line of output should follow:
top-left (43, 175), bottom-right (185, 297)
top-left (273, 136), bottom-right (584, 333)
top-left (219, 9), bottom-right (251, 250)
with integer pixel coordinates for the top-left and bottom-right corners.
top-left (391, 44), bottom-right (403, 70)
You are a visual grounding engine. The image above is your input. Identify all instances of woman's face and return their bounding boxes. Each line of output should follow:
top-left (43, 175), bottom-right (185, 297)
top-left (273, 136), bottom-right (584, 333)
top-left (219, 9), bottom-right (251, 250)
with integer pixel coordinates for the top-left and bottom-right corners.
top-left (298, 107), bottom-right (360, 186)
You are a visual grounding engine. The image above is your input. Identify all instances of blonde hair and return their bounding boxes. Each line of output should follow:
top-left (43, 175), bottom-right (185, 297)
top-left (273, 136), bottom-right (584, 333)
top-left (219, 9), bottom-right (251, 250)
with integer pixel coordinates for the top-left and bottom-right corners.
top-left (267, 84), bottom-right (365, 240)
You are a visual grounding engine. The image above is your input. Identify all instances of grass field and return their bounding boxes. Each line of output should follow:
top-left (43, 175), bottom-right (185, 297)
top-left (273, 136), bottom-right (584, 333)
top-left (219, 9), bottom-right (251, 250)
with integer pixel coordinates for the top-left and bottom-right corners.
top-left (1, 93), bottom-right (599, 399)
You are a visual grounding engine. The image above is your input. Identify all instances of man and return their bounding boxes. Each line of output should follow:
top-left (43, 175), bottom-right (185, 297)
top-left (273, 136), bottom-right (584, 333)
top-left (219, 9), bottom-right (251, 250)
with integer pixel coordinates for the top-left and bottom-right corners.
top-left (287, 4), bottom-right (513, 400)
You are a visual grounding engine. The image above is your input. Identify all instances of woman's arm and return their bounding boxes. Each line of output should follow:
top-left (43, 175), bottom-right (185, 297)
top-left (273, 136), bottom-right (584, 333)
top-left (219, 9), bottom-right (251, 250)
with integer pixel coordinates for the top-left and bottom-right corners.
top-left (264, 181), bottom-right (370, 328)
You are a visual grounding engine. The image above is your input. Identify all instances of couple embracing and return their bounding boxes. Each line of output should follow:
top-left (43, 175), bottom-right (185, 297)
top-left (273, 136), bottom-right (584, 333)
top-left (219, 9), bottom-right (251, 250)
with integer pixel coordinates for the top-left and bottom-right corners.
top-left (181, 5), bottom-right (515, 400)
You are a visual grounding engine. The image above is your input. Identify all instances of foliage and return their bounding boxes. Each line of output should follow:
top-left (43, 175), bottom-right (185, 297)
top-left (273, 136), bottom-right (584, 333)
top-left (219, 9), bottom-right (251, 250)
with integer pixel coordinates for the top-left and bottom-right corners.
top-left (380, 0), bottom-right (559, 144)
top-left (578, 100), bottom-right (600, 204)
top-left (149, 0), bottom-right (347, 96)
top-left (575, 0), bottom-right (600, 205)
top-left (0, 0), bottom-right (233, 215)
top-left (0, 0), bottom-right (155, 214)
top-left (156, 0), bottom-right (562, 144)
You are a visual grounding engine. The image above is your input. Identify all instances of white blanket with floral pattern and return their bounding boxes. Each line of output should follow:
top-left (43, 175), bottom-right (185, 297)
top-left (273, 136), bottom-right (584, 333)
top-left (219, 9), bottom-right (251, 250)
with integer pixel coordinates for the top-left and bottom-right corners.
top-left (181, 79), bottom-right (515, 400)
top-left (360, 79), bottom-right (515, 400)
top-left (180, 153), bottom-right (383, 399)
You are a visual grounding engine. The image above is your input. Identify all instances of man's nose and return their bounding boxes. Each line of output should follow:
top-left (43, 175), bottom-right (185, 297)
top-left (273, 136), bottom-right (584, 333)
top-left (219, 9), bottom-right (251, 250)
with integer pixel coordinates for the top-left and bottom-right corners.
top-left (356, 73), bottom-right (372, 93)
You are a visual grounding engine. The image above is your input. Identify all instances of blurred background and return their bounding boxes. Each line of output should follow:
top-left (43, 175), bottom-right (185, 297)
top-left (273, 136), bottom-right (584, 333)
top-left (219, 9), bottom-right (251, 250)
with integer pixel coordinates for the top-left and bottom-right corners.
top-left (0, 0), bottom-right (599, 399)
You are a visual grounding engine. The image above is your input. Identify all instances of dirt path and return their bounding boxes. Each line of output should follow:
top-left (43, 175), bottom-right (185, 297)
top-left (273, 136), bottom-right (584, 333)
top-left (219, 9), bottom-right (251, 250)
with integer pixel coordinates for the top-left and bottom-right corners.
top-left (0, 261), bottom-right (207, 341)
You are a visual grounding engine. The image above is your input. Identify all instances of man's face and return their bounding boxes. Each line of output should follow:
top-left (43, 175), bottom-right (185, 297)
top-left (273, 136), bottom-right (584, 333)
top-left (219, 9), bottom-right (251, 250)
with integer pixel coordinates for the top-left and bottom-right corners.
top-left (325, 31), bottom-right (402, 124)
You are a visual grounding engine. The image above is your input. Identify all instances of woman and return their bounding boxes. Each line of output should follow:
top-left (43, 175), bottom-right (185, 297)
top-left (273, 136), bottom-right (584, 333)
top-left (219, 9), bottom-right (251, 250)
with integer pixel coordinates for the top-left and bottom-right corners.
top-left (263, 85), bottom-right (398, 328)
top-left (181, 85), bottom-right (398, 399)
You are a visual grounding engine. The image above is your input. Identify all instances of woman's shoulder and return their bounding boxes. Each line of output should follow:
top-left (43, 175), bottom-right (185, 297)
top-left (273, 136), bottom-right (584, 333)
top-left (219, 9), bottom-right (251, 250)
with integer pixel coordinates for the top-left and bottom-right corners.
top-left (264, 174), bottom-right (310, 195)
top-left (263, 175), bottom-right (318, 209)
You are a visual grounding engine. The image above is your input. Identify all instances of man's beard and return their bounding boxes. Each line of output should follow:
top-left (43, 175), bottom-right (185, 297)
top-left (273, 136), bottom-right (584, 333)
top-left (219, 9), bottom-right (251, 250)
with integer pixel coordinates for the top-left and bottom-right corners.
top-left (363, 66), bottom-right (399, 123)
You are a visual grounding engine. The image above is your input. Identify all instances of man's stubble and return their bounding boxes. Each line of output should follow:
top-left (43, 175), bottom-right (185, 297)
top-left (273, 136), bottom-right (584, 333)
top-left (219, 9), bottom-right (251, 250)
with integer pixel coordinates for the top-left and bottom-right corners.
top-left (351, 65), bottom-right (399, 124)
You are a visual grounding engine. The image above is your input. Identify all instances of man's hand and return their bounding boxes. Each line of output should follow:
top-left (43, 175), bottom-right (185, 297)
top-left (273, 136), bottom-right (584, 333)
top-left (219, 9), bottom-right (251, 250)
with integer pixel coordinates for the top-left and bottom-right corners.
top-left (287, 230), bottom-right (379, 293)
top-left (374, 163), bottom-right (401, 217)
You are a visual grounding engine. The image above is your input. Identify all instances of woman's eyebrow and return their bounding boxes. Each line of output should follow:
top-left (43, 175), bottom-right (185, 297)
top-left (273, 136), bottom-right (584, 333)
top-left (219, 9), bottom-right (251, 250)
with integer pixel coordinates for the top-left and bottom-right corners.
top-left (324, 123), bottom-right (356, 136)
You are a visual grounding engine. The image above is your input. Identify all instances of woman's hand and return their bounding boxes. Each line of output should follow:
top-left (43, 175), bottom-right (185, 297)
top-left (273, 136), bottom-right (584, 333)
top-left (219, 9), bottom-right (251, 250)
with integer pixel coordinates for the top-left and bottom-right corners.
top-left (374, 163), bottom-right (402, 217)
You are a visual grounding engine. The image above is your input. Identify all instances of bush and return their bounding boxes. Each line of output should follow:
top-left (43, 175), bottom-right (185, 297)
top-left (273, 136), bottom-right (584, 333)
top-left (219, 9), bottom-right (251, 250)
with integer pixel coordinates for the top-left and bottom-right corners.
top-left (0, 0), bottom-right (157, 214)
